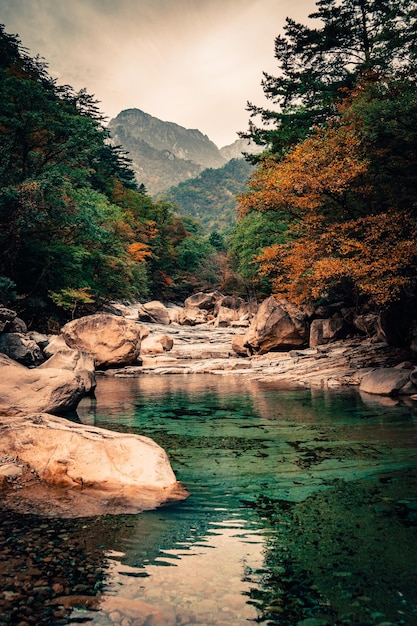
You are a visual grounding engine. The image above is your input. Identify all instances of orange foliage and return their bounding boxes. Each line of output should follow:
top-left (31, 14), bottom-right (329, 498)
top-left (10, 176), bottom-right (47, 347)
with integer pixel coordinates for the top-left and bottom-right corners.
top-left (127, 241), bottom-right (152, 262)
top-left (259, 212), bottom-right (417, 306)
top-left (238, 121), bottom-right (369, 219)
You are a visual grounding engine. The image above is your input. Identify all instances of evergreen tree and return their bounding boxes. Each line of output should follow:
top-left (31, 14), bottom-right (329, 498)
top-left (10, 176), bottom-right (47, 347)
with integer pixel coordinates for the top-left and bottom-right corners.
top-left (242, 0), bottom-right (417, 157)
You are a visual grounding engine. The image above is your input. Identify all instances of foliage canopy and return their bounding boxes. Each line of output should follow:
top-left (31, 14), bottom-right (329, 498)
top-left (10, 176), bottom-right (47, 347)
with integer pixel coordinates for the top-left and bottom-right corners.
top-left (0, 25), bottom-right (224, 325)
top-left (233, 0), bottom-right (417, 309)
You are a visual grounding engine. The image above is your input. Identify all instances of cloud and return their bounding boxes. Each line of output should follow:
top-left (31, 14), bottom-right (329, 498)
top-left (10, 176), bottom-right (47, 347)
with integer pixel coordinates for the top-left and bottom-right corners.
top-left (0, 0), bottom-right (317, 146)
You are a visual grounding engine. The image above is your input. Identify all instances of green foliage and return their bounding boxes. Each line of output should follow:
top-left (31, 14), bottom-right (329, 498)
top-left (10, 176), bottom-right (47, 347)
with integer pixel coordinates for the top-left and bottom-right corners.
top-left (0, 276), bottom-right (17, 306)
top-left (163, 158), bottom-right (254, 232)
top-left (0, 25), bottom-right (215, 325)
top-left (227, 212), bottom-right (290, 296)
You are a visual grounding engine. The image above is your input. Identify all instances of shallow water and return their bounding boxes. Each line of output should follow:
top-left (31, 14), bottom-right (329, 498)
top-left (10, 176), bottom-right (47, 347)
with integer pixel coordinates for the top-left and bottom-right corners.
top-left (1, 374), bottom-right (417, 625)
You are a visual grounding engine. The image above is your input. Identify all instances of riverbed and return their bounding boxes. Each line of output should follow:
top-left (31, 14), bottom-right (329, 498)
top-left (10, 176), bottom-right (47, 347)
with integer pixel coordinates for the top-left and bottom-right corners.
top-left (1, 373), bottom-right (417, 625)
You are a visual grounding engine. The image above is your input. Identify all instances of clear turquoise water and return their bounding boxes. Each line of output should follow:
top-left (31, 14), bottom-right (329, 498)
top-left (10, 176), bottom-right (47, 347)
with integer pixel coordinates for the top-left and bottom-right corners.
top-left (70, 374), bottom-right (417, 625)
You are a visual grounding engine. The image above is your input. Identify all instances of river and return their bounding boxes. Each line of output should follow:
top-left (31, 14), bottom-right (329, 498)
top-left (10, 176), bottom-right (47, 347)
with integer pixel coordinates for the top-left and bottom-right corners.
top-left (1, 373), bottom-right (417, 625)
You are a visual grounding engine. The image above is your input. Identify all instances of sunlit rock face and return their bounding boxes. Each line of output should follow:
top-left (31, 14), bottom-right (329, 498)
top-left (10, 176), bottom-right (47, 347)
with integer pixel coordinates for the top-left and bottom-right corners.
top-left (0, 413), bottom-right (187, 516)
top-left (243, 296), bottom-right (309, 354)
top-left (61, 313), bottom-right (146, 368)
top-left (38, 348), bottom-right (96, 393)
top-left (138, 300), bottom-right (171, 325)
top-left (0, 354), bottom-right (86, 414)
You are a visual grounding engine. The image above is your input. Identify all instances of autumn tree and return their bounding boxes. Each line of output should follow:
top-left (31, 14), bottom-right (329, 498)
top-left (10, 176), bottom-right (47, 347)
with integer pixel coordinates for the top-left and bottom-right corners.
top-left (238, 79), bottom-right (417, 307)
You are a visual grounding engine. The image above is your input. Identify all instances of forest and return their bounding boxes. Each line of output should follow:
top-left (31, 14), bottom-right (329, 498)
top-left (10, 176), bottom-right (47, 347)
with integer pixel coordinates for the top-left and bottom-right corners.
top-left (234, 0), bottom-right (417, 309)
top-left (1, 0), bottom-right (417, 329)
top-left (0, 25), bottom-right (225, 329)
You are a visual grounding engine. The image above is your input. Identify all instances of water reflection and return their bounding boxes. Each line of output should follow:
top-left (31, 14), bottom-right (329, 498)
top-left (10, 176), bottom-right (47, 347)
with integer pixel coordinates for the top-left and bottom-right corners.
top-left (1, 375), bottom-right (417, 625)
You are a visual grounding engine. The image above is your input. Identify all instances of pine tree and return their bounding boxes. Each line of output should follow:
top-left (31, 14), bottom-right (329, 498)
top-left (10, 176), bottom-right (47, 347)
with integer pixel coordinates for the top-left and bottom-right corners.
top-left (242, 0), bottom-right (417, 157)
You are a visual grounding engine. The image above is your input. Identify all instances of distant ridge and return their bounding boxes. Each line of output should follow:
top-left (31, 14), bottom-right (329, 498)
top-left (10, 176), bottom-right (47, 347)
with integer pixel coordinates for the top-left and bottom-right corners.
top-left (107, 108), bottom-right (261, 195)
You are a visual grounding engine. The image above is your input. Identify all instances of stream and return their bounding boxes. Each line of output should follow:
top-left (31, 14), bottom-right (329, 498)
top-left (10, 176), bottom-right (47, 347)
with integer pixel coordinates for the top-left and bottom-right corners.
top-left (1, 373), bottom-right (417, 625)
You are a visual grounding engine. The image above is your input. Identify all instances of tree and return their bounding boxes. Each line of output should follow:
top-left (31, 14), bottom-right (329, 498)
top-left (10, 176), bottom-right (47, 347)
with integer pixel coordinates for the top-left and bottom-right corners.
top-left (242, 0), bottom-right (417, 157)
top-left (239, 79), bottom-right (417, 307)
top-left (0, 25), bottom-right (202, 324)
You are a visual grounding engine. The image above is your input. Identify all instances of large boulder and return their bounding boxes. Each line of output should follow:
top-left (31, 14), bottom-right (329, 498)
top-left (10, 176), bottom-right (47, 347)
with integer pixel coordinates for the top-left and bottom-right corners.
top-left (0, 354), bottom-right (86, 414)
top-left (43, 334), bottom-right (70, 358)
top-left (309, 317), bottom-right (347, 347)
top-left (231, 334), bottom-right (250, 357)
top-left (184, 291), bottom-right (223, 311)
top-left (0, 332), bottom-right (43, 365)
top-left (39, 349), bottom-right (96, 393)
top-left (178, 306), bottom-right (210, 326)
top-left (61, 313), bottom-right (146, 368)
top-left (178, 291), bottom-right (226, 326)
top-left (214, 295), bottom-right (253, 328)
top-left (359, 368), bottom-right (415, 396)
top-left (138, 301), bottom-right (171, 325)
top-left (243, 297), bottom-right (309, 354)
top-left (0, 413), bottom-right (187, 515)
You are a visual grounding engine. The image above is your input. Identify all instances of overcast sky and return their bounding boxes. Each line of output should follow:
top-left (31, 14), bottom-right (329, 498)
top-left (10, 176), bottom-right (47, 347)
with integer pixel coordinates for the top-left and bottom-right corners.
top-left (0, 0), bottom-right (317, 147)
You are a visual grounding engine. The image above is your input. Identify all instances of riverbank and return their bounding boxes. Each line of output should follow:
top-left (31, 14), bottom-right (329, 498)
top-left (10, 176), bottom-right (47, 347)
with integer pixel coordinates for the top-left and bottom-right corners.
top-left (104, 320), bottom-right (409, 391)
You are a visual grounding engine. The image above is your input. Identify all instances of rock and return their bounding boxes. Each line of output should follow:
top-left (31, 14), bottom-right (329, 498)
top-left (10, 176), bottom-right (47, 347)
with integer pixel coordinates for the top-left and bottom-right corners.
top-left (141, 334), bottom-right (174, 355)
top-left (7, 316), bottom-right (28, 333)
top-left (167, 305), bottom-right (182, 324)
top-left (61, 314), bottom-right (146, 368)
top-left (0, 462), bottom-right (23, 478)
top-left (138, 301), bottom-right (171, 325)
top-left (0, 307), bottom-right (17, 332)
top-left (178, 306), bottom-right (210, 326)
top-left (28, 331), bottom-right (49, 351)
top-left (376, 304), bottom-right (411, 347)
top-left (214, 295), bottom-right (249, 327)
top-left (353, 313), bottom-right (378, 336)
top-left (0, 413), bottom-right (187, 514)
top-left (314, 302), bottom-right (344, 318)
top-left (0, 353), bottom-right (86, 414)
top-left (43, 334), bottom-right (69, 357)
top-left (39, 349), bottom-right (96, 393)
top-left (359, 368), bottom-right (411, 396)
top-left (243, 297), bottom-right (309, 354)
top-left (0, 332), bottom-right (43, 365)
top-left (100, 596), bottom-right (175, 625)
top-left (231, 334), bottom-right (249, 357)
top-left (184, 291), bottom-right (223, 311)
top-left (309, 317), bottom-right (346, 347)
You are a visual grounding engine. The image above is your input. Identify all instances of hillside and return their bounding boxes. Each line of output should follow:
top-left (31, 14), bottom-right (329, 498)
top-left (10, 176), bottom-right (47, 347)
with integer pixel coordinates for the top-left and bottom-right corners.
top-left (107, 109), bottom-right (262, 196)
top-left (108, 109), bottom-right (226, 194)
top-left (162, 158), bottom-right (254, 233)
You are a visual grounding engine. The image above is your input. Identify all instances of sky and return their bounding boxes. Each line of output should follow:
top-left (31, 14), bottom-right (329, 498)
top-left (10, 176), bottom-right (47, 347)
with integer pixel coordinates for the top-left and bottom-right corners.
top-left (0, 0), bottom-right (317, 148)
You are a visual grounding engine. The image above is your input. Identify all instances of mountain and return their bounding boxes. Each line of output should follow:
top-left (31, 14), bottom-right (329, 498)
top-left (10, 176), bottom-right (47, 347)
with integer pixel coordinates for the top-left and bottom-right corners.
top-left (162, 158), bottom-right (254, 233)
top-left (108, 109), bottom-right (226, 194)
top-left (220, 138), bottom-right (263, 161)
top-left (107, 109), bottom-right (263, 195)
